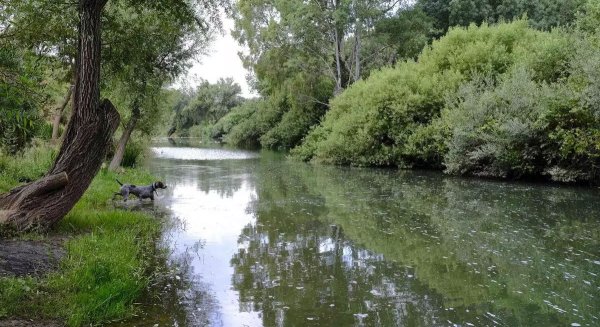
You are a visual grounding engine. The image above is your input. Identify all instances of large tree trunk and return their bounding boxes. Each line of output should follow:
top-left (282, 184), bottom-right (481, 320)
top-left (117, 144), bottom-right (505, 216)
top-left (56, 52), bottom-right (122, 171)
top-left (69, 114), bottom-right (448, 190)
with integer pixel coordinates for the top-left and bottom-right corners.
top-left (108, 105), bottom-right (140, 171)
top-left (0, 0), bottom-right (119, 232)
top-left (51, 84), bottom-right (74, 142)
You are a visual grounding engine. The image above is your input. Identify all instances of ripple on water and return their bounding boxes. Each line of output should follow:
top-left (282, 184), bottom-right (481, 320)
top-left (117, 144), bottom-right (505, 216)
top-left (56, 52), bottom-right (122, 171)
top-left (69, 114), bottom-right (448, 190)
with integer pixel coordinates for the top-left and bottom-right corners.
top-left (151, 147), bottom-right (259, 161)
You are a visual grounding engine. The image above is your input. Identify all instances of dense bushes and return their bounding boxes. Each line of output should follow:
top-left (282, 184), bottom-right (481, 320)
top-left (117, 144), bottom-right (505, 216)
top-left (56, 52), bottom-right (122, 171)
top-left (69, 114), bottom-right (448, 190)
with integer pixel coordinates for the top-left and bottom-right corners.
top-left (292, 17), bottom-right (600, 183)
top-left (218, 95), bottom-right (329, 150)
top-left (441, 26), bottom-right (600, 182)
top-left (294, 21), bottom-right (566, 165)
top-left (442, 69), bottom-right (559, 178)
top-left (0, 47), bottom-right (45, 153)
top-left (211, 99), bottom-right (259, 140)
top-left (221, 98), bottom-right (283, 148)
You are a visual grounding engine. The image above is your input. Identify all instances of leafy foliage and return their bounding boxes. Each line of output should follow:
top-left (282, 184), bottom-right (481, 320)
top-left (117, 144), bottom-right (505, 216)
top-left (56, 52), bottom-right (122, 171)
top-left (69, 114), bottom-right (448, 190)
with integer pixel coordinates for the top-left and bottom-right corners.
top-left (224, 97), bottom-right (285, 148)
top-left (169, 78), bottom-right (243, 136)
top-left (217, 0), bottom-right (430, 150)
top-left (442, 69), bottom-right (555, 178)
top-left (211, 99), bottom-right (259, 140)
top-left (293, 14), bottom-right (600, 183)
top-left (418, 0), bottom-right (586, 35)
top-left (0, 47), bottom-right (46, 153)
top-left (294, 20), bottom-right (552, 166)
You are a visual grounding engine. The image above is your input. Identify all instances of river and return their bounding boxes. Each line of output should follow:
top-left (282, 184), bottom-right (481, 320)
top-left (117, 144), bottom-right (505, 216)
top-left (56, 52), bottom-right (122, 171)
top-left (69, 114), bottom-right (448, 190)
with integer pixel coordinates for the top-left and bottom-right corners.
top-left (133, 140), bottom-right (599, 327)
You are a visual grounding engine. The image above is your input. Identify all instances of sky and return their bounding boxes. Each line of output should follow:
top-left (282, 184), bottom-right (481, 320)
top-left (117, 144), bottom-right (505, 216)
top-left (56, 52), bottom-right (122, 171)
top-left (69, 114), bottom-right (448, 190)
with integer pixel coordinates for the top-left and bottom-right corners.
top-left (180, 16), bottom-right (257, 98)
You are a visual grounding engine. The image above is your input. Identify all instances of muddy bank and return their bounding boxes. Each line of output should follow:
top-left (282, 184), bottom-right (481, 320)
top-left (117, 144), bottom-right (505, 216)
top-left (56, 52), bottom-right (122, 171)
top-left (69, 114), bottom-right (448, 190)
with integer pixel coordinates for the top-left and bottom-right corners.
top-left (0, 238), bottom-right (65, 277)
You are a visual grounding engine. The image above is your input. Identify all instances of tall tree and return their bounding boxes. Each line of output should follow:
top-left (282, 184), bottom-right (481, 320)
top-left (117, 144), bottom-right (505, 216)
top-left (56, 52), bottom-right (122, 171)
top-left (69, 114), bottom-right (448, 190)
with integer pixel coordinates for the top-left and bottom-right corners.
top-left (0, 0), bottom-right (119, 231)
top-left (103, 3), bottom-right (214, 170)
top-left (234, 0), bottom-right (406, 97)
top-left (0, 0), bottom-right (226, 231)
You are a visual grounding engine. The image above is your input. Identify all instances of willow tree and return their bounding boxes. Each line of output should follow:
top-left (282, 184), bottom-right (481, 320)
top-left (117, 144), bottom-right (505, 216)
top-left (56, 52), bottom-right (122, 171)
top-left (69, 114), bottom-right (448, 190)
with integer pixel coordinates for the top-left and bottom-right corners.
top-left (0, 0), bottom-right (225, 231)
top-left (103, 3), bottom-right (215, 170)
top-left (0, 0), bottom-right (118, 231)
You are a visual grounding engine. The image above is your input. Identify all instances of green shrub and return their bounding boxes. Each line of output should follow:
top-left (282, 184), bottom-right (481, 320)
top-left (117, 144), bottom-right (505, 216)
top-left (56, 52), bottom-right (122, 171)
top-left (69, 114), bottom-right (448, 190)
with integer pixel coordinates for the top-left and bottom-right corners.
top-left (539, 33), bottom-right (600, 182)
top-left (295, 21), bottom-right (542, 166)
top-left (211, 100), bottom-right (258, 140)
top-left (260, 102), bottom-right (327, 151)
top-left (512, 29), bottom-right (573, 82)
top-left (293, 62), bottom-right (461, 166)
top-left (293, 20), bottom-right (584, 176)
top-left (121, 141), bottom-right (142, 168)
top-left (187, 124), bottom-right (211, 140)
top-left (577, 0), bottom-right (600, 34)
top-left (224, 97), bottom-right (286, 148)
top-left (442, 69), bottom-right (556, 178)
top-left (402, 117), bottom-right (450, 168)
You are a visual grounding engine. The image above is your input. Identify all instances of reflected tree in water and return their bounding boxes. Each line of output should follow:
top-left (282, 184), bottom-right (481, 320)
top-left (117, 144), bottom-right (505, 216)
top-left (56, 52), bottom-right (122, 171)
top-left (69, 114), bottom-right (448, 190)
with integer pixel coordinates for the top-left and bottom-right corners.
top-left (229, 160), bottom-right (600, 326)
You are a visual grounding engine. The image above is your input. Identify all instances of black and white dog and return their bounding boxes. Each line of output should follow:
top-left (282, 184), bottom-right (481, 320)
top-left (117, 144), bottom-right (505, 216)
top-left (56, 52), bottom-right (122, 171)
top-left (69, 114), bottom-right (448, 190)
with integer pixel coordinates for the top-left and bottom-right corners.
top-left (114, 179), bottom-right (167, 201)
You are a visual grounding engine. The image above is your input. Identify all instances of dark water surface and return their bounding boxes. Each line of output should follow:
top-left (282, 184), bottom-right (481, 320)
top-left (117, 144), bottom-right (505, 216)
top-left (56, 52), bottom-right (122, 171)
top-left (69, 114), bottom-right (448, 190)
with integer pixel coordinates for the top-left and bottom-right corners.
top-left (139, 140), bottom-right (599, 327)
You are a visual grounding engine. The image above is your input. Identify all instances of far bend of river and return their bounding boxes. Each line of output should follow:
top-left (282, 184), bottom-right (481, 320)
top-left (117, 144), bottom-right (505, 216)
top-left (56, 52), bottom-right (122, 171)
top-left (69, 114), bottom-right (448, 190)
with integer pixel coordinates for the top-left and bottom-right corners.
top-left (137, 140), bottom-right (599, 327)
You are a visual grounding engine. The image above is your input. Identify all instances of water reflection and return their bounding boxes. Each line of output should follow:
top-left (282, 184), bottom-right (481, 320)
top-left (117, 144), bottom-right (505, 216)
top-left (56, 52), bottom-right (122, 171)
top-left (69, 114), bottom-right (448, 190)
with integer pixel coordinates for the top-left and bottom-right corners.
top-left (143, 142), bottom-right (599, 327)
top-left (147, 148), bottom-right (262, 326)
top-left (152, 146), bottom-right (259, 161)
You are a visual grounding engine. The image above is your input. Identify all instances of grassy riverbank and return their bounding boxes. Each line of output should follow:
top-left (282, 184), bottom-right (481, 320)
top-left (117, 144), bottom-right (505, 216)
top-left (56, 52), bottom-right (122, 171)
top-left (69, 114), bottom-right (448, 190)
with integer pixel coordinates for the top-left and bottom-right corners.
top-left (0, 144), bottom-right (164, 326)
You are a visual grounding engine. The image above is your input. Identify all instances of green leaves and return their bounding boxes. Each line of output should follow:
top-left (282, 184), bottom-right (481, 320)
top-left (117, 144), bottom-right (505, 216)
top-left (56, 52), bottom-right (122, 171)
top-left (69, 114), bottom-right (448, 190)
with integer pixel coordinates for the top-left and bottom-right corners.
top-left (0, 47), bottom-right (46, 153)
top-left (170, 78), bottom-right (243, 134)
top-left (292, 17), bottom-right (600, 183)
top-left (418, 0), bottom-right (586, 33)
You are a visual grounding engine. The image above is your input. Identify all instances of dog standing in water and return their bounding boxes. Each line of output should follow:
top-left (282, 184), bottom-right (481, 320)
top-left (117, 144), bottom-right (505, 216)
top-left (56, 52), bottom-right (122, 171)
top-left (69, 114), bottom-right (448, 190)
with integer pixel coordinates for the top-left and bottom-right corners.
top-left (114, 179), bottom-right (167, 201)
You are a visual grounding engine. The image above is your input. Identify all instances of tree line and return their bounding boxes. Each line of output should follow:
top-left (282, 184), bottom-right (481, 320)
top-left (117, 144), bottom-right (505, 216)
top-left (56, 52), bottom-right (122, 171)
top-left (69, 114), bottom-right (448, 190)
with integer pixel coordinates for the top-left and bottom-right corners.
top-left (171, 0), bottom-right (600, 184)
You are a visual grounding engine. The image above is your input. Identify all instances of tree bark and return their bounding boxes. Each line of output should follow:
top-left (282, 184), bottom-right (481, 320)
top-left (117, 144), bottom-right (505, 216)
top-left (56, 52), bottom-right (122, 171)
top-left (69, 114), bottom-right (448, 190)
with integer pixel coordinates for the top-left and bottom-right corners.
top-left (51, 84), bottom-right (73, 141)
top-left (0, 0), bottom-right (119, 232)
top-left (353, 20), bottom-right (361, 82)
top-left (332, 0), bottom-right (344, 95)
top-left (334, 26), bottom-right (343, 95)
top-left (108, 105), bottom-right (140, 171)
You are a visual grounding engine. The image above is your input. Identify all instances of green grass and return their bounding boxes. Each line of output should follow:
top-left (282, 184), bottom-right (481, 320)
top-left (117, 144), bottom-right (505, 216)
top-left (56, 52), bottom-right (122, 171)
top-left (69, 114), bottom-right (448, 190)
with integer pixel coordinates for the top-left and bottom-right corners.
top-left (0, 140), bottom-right (58, 193)
top-left (0, 144), bottom-right (165, 326)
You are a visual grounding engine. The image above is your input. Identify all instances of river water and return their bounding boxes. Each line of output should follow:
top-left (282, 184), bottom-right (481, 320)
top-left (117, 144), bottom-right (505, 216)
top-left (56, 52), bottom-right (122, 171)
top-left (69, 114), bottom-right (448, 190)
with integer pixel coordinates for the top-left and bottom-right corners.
top-left (138, 140), bottom-right (599, 327)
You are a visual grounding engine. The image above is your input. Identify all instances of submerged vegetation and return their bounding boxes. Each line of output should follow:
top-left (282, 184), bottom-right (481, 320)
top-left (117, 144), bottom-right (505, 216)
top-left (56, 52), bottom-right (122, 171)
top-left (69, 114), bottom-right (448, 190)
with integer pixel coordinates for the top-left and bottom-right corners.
top-left (0, 144), bottom-right (164, 326)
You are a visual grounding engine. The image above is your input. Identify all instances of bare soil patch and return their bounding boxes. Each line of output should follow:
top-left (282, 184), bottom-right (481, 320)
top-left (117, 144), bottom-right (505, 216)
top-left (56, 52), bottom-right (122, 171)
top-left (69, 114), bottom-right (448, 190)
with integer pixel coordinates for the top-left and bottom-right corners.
top-left (0, 237), bottom-right (65, 277)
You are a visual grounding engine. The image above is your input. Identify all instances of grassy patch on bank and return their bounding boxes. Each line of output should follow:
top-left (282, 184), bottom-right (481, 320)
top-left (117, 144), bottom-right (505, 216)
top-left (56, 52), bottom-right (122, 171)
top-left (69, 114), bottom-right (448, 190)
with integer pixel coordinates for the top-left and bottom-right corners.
top-left (0, 140), bottom-right (58, 193)
top-left (0, 144), bottom-right (165, 326)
